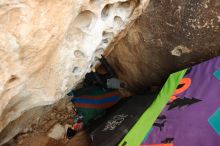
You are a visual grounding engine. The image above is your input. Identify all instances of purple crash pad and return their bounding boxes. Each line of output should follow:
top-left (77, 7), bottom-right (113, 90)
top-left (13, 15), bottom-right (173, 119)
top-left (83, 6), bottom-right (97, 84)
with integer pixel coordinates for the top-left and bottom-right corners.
top-left (142, 56), bottom-right (220, 146)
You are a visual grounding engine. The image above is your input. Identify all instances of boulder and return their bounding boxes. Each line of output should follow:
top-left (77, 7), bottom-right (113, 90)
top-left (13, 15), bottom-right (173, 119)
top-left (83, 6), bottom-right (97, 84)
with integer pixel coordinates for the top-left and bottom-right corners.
top-left (0, 0), bottom-right (149, 144)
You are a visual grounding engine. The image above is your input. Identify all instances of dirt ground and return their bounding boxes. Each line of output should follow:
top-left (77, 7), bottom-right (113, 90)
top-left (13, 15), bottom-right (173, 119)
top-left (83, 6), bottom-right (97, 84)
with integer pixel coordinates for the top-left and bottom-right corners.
top-left (4, 97), bottom-right (93, 146)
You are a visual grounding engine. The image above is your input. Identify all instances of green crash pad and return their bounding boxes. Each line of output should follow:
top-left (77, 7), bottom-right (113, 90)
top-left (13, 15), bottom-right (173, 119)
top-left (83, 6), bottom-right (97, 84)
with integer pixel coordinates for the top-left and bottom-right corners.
top-left (119, 69), bottom-right (187, 146)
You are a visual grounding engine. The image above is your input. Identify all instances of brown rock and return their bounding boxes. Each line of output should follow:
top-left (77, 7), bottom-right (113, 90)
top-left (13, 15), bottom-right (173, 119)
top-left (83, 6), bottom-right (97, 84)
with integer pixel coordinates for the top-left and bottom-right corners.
top-left (65, 131), bottom-right (93, 146)
top-left (18, 134), bottom-right (64, 146)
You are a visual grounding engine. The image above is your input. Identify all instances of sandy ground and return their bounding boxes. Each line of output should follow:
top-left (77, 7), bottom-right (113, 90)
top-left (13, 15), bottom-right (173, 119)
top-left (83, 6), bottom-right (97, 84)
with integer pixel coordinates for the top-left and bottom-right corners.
top-left (4, 96), bottom-right (93, 146)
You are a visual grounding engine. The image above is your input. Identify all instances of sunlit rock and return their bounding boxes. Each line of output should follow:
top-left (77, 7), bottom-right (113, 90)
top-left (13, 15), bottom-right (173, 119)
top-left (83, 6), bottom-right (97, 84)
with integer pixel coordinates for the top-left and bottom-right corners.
top-left (0, 0), bottom-right (149, 144)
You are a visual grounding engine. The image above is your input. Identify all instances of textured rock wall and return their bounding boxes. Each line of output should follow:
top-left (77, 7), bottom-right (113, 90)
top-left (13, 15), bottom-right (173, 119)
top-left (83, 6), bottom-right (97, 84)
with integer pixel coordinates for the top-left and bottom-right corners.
top-left (0, 0), bottom-right (149, 144)
top-left (107, 0), bottom-right (220, 92)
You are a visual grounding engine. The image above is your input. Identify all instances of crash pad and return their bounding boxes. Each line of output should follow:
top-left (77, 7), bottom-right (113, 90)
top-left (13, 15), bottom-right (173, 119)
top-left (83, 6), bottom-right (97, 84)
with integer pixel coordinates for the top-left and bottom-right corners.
top-left (141, 56), bottom-right (220, 146)
top-left (119, 69), bottom-right (187, 146)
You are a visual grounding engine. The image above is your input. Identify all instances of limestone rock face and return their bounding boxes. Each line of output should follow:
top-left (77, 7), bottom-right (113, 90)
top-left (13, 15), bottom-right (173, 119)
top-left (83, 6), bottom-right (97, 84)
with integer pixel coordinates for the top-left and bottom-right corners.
top-left (0, 0), bottom-right (149, 144)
